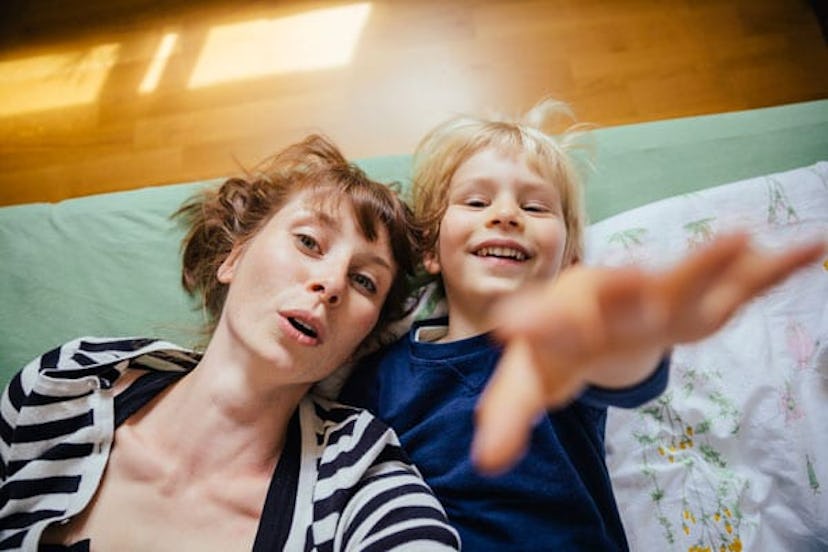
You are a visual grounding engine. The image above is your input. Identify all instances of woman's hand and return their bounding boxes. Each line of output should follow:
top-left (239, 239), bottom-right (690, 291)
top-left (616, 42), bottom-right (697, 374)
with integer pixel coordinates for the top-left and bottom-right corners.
top-left (472, 233), bottom-right (826, 474)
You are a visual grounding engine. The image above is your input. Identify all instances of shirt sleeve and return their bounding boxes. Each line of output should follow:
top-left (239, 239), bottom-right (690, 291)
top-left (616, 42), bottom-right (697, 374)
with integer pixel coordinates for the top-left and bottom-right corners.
top-left (0, 347), bottom-right (49, 480)
top-left (336, 457), bottom-right (461, 551)
top-left (577, 353), bottom-right (671, 410)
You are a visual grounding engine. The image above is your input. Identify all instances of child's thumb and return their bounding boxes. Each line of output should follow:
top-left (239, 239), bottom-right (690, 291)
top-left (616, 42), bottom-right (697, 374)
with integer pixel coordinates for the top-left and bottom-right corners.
top-left (471, 339), bottom-right (544, 475)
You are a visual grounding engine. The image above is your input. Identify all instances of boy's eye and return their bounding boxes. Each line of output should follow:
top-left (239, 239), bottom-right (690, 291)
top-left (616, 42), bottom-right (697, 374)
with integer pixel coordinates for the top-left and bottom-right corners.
top-left (295, 233), bottom-right (321, 253)
top-left (464, 198), bottom-right (488, 208)
top-left (522, 203), bottom-right (550, 213)
top-left (351, 273), bottom-right (377, 294)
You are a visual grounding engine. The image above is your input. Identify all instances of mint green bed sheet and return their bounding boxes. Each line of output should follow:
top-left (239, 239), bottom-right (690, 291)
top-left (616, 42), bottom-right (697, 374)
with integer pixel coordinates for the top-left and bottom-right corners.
top-left (2, 99), bottom-right (826, 385)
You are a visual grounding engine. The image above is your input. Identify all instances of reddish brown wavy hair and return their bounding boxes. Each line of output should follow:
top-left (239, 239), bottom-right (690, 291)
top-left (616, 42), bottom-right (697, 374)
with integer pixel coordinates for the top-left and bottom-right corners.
top-left (174, 134), bottom-right (421, 349)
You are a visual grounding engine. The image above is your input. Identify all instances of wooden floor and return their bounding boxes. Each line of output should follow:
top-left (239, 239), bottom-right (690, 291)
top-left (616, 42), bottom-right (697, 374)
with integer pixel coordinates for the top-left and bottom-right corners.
top-left (1, 0), bottom-right (826, 206)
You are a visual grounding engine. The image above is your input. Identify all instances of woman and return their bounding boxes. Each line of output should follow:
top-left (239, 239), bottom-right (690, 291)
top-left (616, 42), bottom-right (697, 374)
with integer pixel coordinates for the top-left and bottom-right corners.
top-left (0, 136), bottom-right (460, 551)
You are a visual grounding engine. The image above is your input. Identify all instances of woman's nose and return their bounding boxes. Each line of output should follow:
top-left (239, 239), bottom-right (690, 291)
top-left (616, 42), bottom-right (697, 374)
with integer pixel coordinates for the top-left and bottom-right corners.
top-left (309, 281), bottom-right (340, 305)
top-left (308, 266), bottom-right (347, 306)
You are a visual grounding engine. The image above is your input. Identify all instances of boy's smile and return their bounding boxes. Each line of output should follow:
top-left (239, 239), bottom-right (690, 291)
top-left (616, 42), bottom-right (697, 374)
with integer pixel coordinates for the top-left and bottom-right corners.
top-left (425, 147), bottom-right (569, 339)
top-left (472, 239), bottom-right (531, 263)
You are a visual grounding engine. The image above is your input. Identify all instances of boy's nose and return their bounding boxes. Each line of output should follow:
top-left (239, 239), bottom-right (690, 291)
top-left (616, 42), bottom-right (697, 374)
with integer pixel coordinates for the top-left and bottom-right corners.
top-left (486, 202), bottom-right (523, 230)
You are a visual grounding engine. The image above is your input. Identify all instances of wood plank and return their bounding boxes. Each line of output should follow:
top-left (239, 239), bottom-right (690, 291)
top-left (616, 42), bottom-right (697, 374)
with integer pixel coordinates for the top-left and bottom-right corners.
top-left (0, 0), bottom-right (826, 205)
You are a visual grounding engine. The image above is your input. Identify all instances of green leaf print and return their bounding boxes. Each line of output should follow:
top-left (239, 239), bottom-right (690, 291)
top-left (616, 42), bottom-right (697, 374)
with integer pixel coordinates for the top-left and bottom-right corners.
top-left (767, 177), bottom-right (799, 225)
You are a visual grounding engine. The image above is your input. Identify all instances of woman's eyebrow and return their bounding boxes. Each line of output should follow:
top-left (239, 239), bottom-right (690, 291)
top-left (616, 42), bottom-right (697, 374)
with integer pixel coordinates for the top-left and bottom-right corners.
top-left (364, 253), bottom-right (393, 273)
top-left (307, 208), bottom-right (339, 230)
top-left (307, 207), bottom-right (394, 273)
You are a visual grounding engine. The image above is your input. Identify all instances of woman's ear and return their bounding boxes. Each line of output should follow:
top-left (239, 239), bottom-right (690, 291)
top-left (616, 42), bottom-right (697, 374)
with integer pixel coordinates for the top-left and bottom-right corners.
top-left (423, 249), bottom-right (442, 275)
top-left (217, 246), bottom-right (244, 284)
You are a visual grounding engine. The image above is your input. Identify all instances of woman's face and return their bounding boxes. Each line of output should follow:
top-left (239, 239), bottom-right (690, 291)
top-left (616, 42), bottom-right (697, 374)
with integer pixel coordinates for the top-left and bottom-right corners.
top-left (215, 189), bottom-right (397, 386)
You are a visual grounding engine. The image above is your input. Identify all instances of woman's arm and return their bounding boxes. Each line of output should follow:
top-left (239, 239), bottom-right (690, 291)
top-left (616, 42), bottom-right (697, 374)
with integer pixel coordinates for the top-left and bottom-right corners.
top-left (0, 348), bottom-right (48, 480)
top-left (338, 461), bottom-right (460, 550)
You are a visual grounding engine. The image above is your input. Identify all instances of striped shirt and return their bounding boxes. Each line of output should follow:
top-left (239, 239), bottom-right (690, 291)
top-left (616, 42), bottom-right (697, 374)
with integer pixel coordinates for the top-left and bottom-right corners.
top-left (0, 337), bottom-right (460, 551)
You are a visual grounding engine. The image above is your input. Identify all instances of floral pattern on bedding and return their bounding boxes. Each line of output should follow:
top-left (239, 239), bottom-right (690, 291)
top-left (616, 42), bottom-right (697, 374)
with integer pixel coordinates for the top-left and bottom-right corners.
top-left (586, 162), bottom-right (828, 551)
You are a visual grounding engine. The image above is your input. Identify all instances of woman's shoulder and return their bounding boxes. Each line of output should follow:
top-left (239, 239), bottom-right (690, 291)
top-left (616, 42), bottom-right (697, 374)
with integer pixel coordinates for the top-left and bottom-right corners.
top-left (298, 395), bottom-right (461, 550)
top-left (305, 394), bottom-right (388, 436)
top-left (303, 394), bottom-right (408, 462)
top-left (9, 337), bottom-right (197, 398)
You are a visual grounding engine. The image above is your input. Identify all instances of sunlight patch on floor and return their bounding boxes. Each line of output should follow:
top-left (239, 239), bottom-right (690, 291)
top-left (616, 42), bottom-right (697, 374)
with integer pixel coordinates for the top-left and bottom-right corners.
top-left (187, 3), bottom-right (372, 89)
top-left (139, 32), bottom-right (180, 94)
top-left (0, 44), bottom-right (120, 117)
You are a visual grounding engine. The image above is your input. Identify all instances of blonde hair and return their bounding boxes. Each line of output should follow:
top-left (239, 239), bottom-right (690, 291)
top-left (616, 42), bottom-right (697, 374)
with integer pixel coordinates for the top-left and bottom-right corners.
top-left (412, 97), bottom-right (589, 266)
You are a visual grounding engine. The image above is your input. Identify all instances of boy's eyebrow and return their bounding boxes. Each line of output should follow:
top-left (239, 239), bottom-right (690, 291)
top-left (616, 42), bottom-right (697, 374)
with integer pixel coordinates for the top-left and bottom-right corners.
top-left (454, 176), bottom-right (557, 195)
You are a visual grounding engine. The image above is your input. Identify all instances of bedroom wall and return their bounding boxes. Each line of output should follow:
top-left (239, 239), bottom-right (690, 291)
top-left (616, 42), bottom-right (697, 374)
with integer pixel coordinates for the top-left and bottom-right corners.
top-left (1, 0), bottom-right (826, 206)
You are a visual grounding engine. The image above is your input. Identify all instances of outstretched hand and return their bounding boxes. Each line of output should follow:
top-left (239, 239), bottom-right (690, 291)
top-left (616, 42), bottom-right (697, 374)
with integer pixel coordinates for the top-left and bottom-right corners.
top-left (471, 233), bottom-right (826, 475)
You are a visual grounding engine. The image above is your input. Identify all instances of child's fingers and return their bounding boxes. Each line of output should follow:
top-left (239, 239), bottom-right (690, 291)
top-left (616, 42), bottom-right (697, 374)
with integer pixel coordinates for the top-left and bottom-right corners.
top-left (699, 240), bottom-right (827, 331)
top-left (658, 233), bottom-right (750, 309)
top-left (473, 338), bottom-right (587, 474)
top-left (472, 339), bottom-right (546, 475)
top-left (737, 241), bottom-right (826, 293)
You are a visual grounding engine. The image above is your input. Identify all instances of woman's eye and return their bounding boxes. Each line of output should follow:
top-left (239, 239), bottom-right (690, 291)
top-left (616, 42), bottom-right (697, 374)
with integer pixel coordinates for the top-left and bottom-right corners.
top-left (295, 233), bottom-right (320, 252)
top-left (351, 273), bottom-right (377, 294)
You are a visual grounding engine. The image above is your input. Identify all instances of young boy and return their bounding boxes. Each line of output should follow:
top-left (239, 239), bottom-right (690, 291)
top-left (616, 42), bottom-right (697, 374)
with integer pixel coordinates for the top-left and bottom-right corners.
top-left (341, 99), bottom-right (826, 550)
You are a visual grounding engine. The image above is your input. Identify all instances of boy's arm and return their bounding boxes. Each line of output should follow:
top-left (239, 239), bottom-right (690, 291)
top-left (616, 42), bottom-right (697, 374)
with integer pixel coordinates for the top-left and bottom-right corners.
top-left (472, 233), bottom-right (826, 474)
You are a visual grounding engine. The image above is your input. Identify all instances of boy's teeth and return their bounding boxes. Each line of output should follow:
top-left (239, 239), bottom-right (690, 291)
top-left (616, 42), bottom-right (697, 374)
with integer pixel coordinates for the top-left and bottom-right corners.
top-left (476, 246), bottom-right (526, 261)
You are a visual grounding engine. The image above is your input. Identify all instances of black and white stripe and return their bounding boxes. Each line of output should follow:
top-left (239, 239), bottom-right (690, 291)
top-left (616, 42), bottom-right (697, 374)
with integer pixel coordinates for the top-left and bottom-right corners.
top-left (0, 337), bottom-right (459, 551)
top-left (300, 400), bottom-right (459, 550)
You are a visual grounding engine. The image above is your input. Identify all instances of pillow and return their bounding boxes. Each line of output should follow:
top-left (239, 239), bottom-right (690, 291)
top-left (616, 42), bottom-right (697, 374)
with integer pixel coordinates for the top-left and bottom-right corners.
top-left (585, 162), bottom-right (828, 550)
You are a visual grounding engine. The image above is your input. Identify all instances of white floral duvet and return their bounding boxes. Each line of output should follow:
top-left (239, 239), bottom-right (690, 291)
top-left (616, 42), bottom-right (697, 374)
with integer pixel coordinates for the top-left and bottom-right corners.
top-left (587, 162), bottom-right (828, 552)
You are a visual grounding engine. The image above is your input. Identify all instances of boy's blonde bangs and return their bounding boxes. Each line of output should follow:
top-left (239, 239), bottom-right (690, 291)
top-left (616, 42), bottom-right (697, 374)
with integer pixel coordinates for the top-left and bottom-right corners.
top-left (412, 101), bottom-right (588, 266)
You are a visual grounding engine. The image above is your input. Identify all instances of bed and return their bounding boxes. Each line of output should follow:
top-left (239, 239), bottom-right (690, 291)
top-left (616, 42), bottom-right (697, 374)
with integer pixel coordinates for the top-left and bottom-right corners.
top-left (1, 99), bottom-right (826, 549)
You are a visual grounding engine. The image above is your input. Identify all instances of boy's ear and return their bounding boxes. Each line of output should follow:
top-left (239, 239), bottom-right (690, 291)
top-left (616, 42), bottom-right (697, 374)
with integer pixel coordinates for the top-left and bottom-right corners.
top-left (565, 253), bottom-right (580, 268)
top-left (423, 249), bottom-right (442, 275)
top-left (217, 245), bottom-right (244, 284)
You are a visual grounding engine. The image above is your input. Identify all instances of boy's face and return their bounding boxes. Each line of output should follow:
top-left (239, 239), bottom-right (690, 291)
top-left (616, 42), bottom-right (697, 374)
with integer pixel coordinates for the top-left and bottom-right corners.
top-left (425, 147), bottom-right (568, 320)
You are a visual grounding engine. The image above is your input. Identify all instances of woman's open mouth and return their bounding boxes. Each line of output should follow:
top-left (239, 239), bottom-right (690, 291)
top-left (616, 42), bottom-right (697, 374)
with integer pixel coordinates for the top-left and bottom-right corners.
top-left (288, 317), bottom-right (318, 339)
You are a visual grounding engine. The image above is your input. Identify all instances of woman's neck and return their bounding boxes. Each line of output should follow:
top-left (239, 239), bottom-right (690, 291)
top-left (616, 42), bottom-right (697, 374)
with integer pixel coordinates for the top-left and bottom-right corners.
top-left (130, 339), bottom-right (308, 480)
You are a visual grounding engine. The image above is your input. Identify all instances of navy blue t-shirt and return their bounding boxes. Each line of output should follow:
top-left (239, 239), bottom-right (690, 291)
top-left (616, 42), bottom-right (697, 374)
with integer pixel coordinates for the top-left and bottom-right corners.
top-left (341, 318), bottom-right (670, 551)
